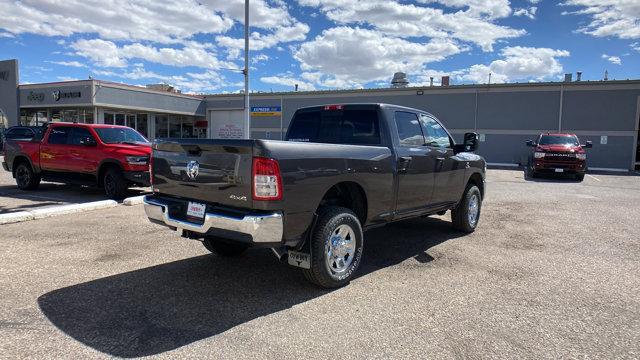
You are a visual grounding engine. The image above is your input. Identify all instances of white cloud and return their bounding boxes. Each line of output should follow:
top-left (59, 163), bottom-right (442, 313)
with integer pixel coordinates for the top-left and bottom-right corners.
top-left (294, 27), bottom-right (465, 88)
top-left (562, 0), bottom-right (640, 39)
top-left (260, 75), bottom-right (316, 91)
top-left (0, 31), bottom-right (15, 38)
top-left (251, 54), bottom-right (270, 64)
top-left (216, 22), bottom-right (309, 51)
top-left (47, 60), bottom-right (88, 68)
top-left (454, 46), bottom-right (571, 83)
top-left (92, 67), bottom-right (233, 93)
top-left (297, 0), bottom-right (525, 51)
top-left (0, 0), bottom-right (233, 43)
top-left (514, 7), bottom-right (538, 19)
top-left (631, 42), bottom-right (640, 52)
top-left (602, 54), bottom-right (622, 65)
top-left (71, 39), bottom-right (238, 70)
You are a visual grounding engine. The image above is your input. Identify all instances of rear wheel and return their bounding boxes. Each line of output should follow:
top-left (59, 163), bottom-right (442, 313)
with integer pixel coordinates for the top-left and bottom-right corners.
top-left (15, 162), bottom-right (40, 190)
top-left (103, 168), bottom-right (128, 199)
top-left (452, 185), bottom-right (482, 233)
top-left (202, 236), bottom-right (248, 257)
top-left (303, 206), bottom-right (364, 288)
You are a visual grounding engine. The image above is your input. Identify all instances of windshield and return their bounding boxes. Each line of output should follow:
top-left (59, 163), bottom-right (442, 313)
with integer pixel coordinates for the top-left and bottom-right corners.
top-left (538, 135), bottom-right (579, 146)
top-left (94, 127), bottom-right (149, 144)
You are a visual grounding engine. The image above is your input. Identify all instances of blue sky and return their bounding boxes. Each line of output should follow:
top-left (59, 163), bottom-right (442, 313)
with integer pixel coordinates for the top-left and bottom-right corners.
top-left (1, 0), bottom-right (639, 93)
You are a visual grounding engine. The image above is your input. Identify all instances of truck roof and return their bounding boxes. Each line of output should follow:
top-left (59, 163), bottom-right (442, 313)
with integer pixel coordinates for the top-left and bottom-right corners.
top-left (296, 103), bottom-right (436, 117)
top-left (47, 122), bottom-right (130, 129)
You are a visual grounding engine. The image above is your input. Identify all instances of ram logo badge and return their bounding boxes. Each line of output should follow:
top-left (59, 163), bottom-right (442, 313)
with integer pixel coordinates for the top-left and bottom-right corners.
top-left (186, 161), bottom-right (199, 180)
top-left (230, 195), bottom-right (247, 201)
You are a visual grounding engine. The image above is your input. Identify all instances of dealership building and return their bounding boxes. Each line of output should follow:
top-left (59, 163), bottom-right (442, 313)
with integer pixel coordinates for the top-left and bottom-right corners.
top-left (2, 59), bottom-right (639, 171)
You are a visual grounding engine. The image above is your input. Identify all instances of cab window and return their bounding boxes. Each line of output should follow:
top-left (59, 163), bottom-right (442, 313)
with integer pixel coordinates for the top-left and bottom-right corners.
top-left (420, 114), bottom-right (451, 148)
top-left (395, 111), bottom-right (425, 146)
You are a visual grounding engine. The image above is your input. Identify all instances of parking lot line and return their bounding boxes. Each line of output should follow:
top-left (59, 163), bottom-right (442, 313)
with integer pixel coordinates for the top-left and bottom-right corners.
top-left (587, 174), bottom-right (601, 182)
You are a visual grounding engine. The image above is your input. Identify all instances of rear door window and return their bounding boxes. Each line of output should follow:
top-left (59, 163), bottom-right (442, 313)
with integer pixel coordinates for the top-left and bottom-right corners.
top-left (394, 111), bottom-right (425, 147)
top-left (287, 108), bottom-right (381, 145)
top-left (47, 127), bottom-right (72, 145)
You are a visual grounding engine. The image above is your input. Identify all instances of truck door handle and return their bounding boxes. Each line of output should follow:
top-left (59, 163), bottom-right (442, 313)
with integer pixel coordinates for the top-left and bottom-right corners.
top-left (398, 156), bottom-right (412, 173)
top-left (436, 157), bottom-right (445, 162)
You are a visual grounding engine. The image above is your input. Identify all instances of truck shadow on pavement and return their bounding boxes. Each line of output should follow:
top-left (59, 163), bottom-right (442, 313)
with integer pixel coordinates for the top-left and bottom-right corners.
top-left (37, 217), bottom-right (464, 358)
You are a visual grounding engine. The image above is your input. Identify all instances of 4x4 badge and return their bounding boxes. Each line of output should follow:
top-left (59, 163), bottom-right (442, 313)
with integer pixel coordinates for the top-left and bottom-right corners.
top-left (186, 161), bottom-right (199, 180)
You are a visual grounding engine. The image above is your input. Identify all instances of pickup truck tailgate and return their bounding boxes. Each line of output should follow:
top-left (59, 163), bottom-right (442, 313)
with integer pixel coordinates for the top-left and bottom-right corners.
top-left (152, 139), bottom-right (254, 207)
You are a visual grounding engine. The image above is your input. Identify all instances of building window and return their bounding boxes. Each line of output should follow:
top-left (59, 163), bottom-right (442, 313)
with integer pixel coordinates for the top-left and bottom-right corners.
top-left (104, 113), bottom-right (114, 125)
top-left (137, 114), bottom-right (148, 138)
top-left (155, 115), bottom-right (168, 138)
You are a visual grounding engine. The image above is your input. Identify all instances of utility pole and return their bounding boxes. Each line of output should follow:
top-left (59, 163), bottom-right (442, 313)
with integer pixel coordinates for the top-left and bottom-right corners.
top-left (243, 0), bottom-right (250, 139)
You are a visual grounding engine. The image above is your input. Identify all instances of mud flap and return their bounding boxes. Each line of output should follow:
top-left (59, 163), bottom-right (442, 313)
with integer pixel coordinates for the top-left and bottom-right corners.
top-left (288, 250), bottom-right (311, 269)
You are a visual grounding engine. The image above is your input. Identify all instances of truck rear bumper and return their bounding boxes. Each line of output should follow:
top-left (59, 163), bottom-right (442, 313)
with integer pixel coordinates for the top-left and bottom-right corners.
top-left (143, 195), bottom-right (283, 244)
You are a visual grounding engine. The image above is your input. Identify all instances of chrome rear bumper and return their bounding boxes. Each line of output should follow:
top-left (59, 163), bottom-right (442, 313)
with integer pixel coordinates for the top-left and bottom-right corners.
top-left (143, 195), bottom-right (283, 244)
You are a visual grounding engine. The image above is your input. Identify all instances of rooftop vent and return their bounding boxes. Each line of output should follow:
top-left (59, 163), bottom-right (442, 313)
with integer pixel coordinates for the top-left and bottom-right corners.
top-left (146, 83), bottom-right (180, 93)
top-left (576, 72), bottom-right (582, 82)
top-left (441, 76), bottom-right (450, 86)
top-left (564, 73), bottom-right (572, 82)
top-left (391, 72), bottom-right (409, 88)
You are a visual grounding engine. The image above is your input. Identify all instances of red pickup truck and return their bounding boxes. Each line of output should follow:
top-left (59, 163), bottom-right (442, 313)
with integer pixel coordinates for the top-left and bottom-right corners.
top-left (526, 133), bottom-right (592, 181)
top-left (2, 122), bottom-right (151, 199)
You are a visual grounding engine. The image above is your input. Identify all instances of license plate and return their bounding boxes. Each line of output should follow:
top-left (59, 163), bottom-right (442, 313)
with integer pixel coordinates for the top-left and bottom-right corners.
top-left (186, 201), bottom-right (206, 219)
top-left (288, 251), bottom-right (311, 269)
top-left (555, 168), bottom-right (564, 173)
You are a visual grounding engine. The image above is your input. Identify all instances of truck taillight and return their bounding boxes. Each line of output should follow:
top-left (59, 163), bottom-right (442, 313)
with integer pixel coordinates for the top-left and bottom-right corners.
top-left (252, 157), bottom-right (282, 201)
top-left (323, 104), bottom-right (344, 111)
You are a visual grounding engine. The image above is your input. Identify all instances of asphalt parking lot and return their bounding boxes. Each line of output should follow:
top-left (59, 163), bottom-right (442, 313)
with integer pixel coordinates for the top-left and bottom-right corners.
top-left (0, 169), bottom-right (639, 358)
top-left (0, 157), bottom-right (148, 214)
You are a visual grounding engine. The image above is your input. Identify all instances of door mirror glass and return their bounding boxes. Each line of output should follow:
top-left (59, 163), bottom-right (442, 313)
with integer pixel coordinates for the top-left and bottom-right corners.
top-left (526, 140), bottom-right (536, 147)
top-left (463, 132), bottom-right (479, 152)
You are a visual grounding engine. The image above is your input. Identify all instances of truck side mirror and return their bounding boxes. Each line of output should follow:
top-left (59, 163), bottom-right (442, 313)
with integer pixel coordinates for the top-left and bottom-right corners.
top-left (526, 140), bottom-right (536, 147)
top-left (463, 132), bottom-right (479, 152)
top-left (582, 141), bottom-right (593, 148)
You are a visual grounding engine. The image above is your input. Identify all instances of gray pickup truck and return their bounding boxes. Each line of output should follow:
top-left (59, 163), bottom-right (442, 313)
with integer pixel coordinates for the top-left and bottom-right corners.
top-left (144, 103), bottom-right (486, 287)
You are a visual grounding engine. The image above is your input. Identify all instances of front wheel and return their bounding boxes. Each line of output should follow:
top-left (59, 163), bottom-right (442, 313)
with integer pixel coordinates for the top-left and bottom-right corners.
top-left (303, 207), bottom-right (364, 288)
top-left (103, 168), bottom-right (128, 199)
top-left (575, 173), bottom-right (585, 182)
top-left (451, 185), bottom-right (482, 233)
top-left (15, 162), bottom-right (41, 190)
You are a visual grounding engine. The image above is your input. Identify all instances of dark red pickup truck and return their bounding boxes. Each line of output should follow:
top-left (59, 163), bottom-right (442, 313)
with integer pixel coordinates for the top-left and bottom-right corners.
top-left (526, 133), bottom-right (592, 181)
top-left (2, 122), bottom-right (151, 199)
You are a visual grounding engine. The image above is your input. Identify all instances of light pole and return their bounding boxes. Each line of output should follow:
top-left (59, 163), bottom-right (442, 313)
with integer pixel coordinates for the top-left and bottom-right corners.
top-left (243, 0), bottom-right (250, 139)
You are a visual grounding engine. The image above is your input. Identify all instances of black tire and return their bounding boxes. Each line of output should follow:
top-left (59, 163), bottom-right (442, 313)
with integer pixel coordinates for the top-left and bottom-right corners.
top-left (527, 163), bottom-right (538, 178)
top-left (302, 206), bottom-right (364, 288)
top-left (202, 236), bottom-right (248, 257)
top-left (451, 185), bottom-right (482, 233)
top-left (15, 162), bottom-right (41, 190)
top-left (575, 173), bottom-right (585, 182)
top-left (103, 167), bottom-right (128, 199)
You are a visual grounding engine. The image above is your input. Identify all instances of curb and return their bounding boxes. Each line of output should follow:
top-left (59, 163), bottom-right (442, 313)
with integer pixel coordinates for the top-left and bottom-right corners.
top-left (0, 200), bottom-right (118, 225)
top-left (122, 195), bottom-right (146, 206)
top-left (0, 211), bottom-right (35, 225)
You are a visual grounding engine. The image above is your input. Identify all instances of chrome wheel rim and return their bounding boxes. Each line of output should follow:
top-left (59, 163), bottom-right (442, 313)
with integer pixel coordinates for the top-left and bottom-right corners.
top-left (468, 194), bottom-right (479, 226)
top-left (325, 224), bottom-right (357, 279)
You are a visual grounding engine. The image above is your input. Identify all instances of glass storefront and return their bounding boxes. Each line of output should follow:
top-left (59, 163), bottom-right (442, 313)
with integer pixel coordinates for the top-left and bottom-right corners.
top-left (20, 107), bottom-right (93, 126)
top-left (154, 114), bottom-right (206, 139)
top-left (104, 111), bottom-right (150, 139)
